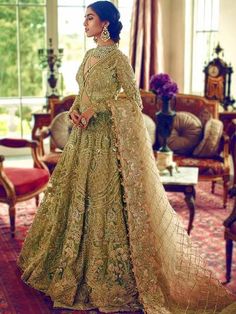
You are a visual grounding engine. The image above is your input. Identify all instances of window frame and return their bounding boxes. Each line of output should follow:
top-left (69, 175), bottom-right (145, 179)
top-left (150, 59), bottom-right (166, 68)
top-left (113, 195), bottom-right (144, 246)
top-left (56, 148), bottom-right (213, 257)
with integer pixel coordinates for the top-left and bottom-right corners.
top-left (185, 0), bottom-right (220, 95)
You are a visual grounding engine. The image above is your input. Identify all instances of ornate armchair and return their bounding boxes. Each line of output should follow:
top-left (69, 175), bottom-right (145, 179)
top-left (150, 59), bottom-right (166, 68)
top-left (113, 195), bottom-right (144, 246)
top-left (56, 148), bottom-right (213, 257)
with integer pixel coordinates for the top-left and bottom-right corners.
top-left (140, 91), bottom-right (231, 208)
top-left (0, 138), bottom-right (49, 237)
top-left (36, 95), bottom-right (76, 173)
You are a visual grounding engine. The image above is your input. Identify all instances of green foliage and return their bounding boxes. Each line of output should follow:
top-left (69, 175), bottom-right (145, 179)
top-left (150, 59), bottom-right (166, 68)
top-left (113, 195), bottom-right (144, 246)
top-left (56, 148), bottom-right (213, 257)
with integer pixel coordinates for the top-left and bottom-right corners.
top-left (0, 107), bottom-right (8, 114)
top-left (0, 6), bottom-right (18, 96)
top-left (19, 1), bottom-right (45, 4)
top-left (15, 105), bottom-right (32, 123)
top-left (0, 4), bottom-right (46, 97)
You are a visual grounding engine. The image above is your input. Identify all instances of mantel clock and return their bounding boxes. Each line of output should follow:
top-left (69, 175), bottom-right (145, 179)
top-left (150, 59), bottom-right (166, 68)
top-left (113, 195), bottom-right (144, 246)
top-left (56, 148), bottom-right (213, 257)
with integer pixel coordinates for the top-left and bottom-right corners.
top-left (203, 43), bottom-right (235, 110)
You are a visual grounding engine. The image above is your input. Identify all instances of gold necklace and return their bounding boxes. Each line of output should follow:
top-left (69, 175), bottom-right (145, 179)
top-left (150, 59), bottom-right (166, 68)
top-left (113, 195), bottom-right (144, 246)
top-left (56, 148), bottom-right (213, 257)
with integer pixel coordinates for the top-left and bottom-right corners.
top-left (91, 44), bottom-right (117, 59)
top-left (85, 44), bottom-right (117, 75)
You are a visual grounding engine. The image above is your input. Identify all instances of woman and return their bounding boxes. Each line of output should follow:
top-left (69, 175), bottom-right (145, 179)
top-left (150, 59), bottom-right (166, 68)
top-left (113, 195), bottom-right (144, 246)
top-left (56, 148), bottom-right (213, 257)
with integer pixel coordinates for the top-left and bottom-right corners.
top-left (18, 1), bottom-right (236, 313)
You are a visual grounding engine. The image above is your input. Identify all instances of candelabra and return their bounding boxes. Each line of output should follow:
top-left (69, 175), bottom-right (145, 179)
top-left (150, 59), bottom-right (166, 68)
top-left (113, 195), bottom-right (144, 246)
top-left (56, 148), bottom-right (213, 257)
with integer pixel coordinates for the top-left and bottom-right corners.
top-left (38, 38), bottom-right (63, 110)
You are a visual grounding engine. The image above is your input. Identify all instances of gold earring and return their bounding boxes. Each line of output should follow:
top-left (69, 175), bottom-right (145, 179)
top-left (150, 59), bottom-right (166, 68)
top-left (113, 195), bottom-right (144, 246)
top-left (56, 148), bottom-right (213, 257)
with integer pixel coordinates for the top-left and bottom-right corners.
top-left (101, 25), bottom-right (110, 42)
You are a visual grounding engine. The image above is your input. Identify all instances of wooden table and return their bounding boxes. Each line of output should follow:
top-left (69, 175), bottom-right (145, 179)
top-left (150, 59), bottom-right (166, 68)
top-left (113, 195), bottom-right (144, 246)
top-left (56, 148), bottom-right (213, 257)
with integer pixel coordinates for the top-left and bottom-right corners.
top-left (160, 167), bottom-right (199, 235)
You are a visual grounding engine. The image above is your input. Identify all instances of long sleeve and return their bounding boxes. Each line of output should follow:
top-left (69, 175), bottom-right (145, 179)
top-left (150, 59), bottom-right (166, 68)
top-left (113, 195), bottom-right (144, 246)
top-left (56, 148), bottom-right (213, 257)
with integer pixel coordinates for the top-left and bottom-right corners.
top-left (116, 53), bottom-right (143, 110)
top-left (68, 94), bottom-right (80, 114)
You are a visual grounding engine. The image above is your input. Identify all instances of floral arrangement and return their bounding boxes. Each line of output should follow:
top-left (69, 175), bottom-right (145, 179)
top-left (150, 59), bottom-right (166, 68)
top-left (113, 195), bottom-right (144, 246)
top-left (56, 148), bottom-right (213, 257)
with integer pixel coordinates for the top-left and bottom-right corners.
top-left (150, 73), bottom-right (178, 100)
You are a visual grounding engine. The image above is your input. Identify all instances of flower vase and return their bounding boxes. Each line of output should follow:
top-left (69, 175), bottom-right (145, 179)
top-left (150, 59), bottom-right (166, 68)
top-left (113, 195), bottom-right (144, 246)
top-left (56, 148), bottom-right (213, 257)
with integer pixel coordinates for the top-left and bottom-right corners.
top-left (155, 97), bottom-right (176, 151)
top-left (155, 97), bottom-right (176, 173)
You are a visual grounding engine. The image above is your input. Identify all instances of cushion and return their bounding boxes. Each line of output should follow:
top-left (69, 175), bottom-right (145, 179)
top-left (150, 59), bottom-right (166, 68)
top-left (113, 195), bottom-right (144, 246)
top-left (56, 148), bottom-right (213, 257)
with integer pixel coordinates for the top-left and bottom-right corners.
top-left (163, 112), bottom-right (203, 154)
top-left (0, 168), bottom-right (49, 198)
top-left (193, 118), bottom-right (223, 157)
top-left (198, 108), bottom-right (212, 127)
top-left (50, 112), bottom-right (73, 150)
top-left (143, 113), bottom-right (156, 144)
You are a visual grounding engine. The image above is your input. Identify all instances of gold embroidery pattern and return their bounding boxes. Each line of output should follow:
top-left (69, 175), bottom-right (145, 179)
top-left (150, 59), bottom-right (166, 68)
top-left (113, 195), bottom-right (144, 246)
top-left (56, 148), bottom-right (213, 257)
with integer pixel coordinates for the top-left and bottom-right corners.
top-left (18, 112), bottom-right (142, 312)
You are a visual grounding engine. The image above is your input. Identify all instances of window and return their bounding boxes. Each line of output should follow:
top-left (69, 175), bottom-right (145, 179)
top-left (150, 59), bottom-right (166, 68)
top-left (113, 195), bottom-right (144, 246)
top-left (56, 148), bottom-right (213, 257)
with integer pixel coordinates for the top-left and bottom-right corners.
top-left (0, 0), bottom-right (133, 139)
top-left (189, 0), bottom-right (219, 94)
top-left (0, 0), bottom-right (46, 138)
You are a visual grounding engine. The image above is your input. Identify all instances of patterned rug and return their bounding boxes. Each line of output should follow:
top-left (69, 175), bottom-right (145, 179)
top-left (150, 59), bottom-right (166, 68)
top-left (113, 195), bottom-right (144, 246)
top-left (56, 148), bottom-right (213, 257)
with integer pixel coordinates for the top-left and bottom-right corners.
top-left (0, 182), bottom-right (236, 313)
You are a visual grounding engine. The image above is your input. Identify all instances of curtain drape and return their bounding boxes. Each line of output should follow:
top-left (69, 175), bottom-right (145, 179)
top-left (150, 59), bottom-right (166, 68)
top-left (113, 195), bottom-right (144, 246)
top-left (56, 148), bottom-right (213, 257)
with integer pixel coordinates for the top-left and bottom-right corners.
top-left (129, 0), bottom-right (162, 90)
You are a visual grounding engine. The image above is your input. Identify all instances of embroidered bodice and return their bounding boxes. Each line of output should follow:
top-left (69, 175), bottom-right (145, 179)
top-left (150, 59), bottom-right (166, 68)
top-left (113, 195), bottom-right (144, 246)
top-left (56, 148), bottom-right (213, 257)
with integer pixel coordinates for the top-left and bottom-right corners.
top-left (70, 45), bottom-right (142, 113)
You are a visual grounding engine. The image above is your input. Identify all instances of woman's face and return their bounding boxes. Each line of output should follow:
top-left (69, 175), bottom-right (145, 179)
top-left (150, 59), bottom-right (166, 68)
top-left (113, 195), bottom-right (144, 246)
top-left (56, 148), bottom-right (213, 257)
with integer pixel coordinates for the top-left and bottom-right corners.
top-left (83, 7), bottom-right (107, 38)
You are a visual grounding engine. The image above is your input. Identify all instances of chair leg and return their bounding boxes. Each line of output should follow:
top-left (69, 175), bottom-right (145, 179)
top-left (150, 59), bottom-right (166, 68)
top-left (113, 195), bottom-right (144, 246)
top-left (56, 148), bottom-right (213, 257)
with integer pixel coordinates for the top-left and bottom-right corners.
top-left (211, 181), bottom-right (216, 194)
top-left (226, 239), bottom-right (233, 283)
top-left (223, 177), bottom-right (229, 208)
top-left (35, 195), bottom-right (39, 207)
top-left (9, 205), bottom-right (16, 238)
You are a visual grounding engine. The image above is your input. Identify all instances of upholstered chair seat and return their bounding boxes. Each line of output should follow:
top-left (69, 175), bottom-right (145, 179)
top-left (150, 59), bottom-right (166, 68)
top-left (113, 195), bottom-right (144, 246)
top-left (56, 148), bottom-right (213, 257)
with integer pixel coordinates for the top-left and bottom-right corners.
top-left (0, 138), bottom-right (49, 237)
top-left (0, 168), bottom-right (49, 197)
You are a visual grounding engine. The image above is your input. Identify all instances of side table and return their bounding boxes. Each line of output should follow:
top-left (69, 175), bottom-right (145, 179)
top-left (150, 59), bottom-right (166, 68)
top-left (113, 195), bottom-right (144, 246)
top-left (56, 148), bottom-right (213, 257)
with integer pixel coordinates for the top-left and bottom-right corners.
top-left (160, 167), bottom-right (199, 234)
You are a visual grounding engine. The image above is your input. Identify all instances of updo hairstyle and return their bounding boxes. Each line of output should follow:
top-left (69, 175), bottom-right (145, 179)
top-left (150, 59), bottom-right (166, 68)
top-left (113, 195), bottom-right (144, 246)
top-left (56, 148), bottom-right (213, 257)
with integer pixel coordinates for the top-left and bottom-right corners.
top-left (88, 1), bottom-right (123, 43)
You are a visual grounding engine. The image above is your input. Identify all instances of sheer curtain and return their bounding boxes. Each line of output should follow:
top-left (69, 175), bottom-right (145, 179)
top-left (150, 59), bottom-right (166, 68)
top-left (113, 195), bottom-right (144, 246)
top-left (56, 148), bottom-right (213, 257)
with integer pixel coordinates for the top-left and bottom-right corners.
top-left (129, 0), bottom-right (162, 90)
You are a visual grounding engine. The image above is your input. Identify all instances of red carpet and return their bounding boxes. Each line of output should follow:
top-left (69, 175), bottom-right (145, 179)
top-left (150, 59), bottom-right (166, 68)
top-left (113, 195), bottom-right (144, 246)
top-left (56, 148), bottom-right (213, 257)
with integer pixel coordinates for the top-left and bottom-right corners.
top-left (0, 182), bottom-right (236, 313)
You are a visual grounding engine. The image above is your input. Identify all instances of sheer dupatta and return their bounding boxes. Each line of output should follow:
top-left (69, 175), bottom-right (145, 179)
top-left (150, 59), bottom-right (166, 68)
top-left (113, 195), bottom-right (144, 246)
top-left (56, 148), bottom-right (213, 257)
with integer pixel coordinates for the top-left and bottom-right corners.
top-left (109, 97), bottom-right (236, 314)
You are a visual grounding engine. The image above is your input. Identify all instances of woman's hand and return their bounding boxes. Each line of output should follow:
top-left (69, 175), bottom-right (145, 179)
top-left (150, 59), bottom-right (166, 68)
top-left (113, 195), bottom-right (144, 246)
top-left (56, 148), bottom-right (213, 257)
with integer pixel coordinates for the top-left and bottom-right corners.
top-left (78, 107), bottom-right (95, 129)
top-left (69, 110), bottom-right (81, 126)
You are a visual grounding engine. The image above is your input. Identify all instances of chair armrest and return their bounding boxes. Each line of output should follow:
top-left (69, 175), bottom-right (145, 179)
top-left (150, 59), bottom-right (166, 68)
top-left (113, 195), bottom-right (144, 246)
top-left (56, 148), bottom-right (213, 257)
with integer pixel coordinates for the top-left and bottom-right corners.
top-left (0, 138), bottom-right (49, 173)
top-left (0, 155), bottom-right (16, 203)
top-left (221, 133), bottom-right (230, 170)
top-left (31, 141), bottom-right (49, 172)
top-left (0, 138), bottom-right (38, 148)
top-left (223, 133), bottom-right (230, 156)
top-left (39, 126), bottom-right (51, 139)
top-left (36, 127), bottom-right (51, 157)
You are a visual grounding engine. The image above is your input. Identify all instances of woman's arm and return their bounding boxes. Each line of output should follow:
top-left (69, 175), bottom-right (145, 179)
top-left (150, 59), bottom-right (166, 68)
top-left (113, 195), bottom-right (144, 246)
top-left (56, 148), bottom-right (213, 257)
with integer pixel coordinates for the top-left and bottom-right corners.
top-left (116, 52), bottom-right (143, 110)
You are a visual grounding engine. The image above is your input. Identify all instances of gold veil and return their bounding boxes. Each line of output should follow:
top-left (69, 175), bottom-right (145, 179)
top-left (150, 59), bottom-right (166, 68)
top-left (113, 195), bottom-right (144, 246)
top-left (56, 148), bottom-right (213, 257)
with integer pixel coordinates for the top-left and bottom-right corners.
top-left (109, 97), bottom-right (236, 314)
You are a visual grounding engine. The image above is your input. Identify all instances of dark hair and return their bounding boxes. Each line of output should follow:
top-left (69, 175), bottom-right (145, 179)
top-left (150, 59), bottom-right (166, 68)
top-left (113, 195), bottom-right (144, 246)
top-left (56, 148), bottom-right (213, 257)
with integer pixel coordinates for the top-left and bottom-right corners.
top-left (88, 1), bottom-right (123, 43)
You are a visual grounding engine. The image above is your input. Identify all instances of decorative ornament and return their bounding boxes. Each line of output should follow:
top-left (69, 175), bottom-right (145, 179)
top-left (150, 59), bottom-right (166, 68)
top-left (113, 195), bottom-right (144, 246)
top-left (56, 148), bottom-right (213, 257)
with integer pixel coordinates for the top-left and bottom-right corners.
top-left (203, 43), bottom-right (235, 111)
top-left (101, 25), bottom-right (110, 42)
top-left (38, 38), bottom-right (63, 111)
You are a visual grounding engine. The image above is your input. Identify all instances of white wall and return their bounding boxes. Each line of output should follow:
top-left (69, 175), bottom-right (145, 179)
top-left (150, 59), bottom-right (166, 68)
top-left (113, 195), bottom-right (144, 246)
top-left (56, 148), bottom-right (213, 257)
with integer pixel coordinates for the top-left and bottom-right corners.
top-left (160, 0), bottom-right (185, 92)
top-left (161, 0), bottom-right (236, 99)
top-left (219, 0), bottom-right (236, 100)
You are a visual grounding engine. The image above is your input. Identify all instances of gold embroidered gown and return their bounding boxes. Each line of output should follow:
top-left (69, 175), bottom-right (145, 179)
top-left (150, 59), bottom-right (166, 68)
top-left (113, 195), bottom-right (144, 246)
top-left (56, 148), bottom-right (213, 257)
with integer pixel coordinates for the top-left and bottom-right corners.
top-left (18, 45), bottom-right (236, 314)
